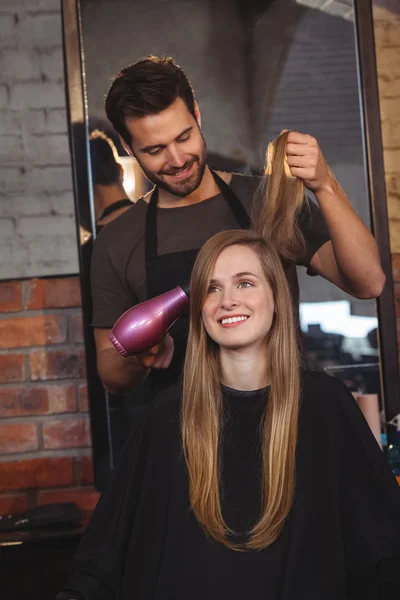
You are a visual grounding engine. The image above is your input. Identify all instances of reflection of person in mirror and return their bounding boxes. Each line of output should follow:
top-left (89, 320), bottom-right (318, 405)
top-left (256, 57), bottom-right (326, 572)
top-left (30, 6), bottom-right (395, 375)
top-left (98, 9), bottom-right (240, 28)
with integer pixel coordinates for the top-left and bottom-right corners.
top-left (91, 56), bottom-right (385, 397)
top-left (89, 129), bottom-right (133, 233)
top-left (59, 230), bottom-right (400, 600)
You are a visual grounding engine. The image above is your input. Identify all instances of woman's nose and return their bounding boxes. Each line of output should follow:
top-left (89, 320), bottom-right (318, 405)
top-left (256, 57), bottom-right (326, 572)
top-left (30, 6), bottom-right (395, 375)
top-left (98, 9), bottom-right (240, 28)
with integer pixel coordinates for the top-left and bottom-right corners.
top-left (220, 289), bottom-right (239, 310)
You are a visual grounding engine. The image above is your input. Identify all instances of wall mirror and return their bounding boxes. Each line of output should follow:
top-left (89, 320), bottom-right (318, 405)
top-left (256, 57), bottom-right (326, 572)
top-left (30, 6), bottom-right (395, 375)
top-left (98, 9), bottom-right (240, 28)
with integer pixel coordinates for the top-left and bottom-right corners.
top-left (62, 0), bottom-right (400, 489)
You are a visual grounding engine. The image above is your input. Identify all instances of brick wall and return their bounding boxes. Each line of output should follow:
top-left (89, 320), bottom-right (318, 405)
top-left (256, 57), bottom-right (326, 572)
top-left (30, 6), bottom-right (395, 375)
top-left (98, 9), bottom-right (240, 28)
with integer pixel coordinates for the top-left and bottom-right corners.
top-left (0, 277), bottom-right (99, 515)
top-left (373, 3), bottom-right (400, 358)
top-left (0, 0), bottom-right (79, 280)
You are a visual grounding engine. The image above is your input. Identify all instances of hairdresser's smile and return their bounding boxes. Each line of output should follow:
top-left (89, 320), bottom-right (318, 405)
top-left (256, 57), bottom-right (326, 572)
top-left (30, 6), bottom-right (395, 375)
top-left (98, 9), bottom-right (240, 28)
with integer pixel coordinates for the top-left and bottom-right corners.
top-left (202, 245), bottom-right (275, 351)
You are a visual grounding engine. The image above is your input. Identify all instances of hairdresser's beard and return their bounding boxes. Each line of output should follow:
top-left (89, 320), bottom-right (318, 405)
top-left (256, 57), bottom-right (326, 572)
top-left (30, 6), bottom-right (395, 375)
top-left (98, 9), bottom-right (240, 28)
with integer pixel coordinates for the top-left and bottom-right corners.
top-left (136, 135), bottom-right (207, 198)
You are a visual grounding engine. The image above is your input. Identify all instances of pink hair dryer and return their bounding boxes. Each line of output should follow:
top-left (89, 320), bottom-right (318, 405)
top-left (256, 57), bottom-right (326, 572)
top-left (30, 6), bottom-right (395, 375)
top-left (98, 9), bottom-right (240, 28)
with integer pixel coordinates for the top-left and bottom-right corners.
top-left (109, 286), bottom-right (189, 357)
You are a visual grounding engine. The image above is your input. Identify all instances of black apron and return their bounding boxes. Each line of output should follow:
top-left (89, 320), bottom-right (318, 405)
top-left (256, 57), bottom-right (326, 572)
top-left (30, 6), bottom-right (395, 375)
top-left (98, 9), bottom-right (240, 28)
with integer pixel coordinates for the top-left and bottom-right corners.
top-left (144, 170), bottom-right (251, 391)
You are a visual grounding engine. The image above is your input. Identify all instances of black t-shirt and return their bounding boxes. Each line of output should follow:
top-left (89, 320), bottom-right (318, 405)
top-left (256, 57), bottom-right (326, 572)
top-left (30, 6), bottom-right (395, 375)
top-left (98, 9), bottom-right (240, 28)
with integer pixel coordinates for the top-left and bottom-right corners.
top-left (90, 173), bottom-right (330, 329)
top-left (62, 371), bottom-right (400, 599)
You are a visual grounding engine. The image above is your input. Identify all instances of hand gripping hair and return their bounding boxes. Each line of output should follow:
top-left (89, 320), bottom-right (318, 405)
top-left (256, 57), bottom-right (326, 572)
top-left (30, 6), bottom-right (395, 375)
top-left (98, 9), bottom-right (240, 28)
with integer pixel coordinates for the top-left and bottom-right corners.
top-left (252, 130), bottom-right (306, 262)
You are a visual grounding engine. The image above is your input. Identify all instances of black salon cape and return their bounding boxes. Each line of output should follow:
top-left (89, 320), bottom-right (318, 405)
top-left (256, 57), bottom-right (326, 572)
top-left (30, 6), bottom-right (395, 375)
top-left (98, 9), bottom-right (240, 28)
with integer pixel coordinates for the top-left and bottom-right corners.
top-left (61, 371), bottom-right (400, 600)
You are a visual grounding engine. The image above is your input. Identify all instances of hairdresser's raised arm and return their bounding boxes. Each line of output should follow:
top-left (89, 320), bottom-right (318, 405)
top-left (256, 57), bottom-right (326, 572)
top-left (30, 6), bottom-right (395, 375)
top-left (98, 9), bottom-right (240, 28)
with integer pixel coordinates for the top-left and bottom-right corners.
top-left (285, 131), bottom-right (385, 299)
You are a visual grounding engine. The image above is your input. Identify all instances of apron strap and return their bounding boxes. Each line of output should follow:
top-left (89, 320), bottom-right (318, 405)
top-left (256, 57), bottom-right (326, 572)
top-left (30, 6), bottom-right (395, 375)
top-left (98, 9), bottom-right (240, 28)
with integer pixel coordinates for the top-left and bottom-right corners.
top-left (145, 171), bottom-right (251, 262)
top-left (210, 170), bottom-right (251, 230)
top-left (145, 186), bottom-right (159, 263)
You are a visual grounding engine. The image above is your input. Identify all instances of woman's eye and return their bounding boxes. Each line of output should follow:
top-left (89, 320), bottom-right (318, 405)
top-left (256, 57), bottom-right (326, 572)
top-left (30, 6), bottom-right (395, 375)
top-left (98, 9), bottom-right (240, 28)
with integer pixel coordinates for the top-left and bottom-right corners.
top-left (207, 285), bottom-right (219, 294)
top-left (238, 280), bottom-right (253, 288)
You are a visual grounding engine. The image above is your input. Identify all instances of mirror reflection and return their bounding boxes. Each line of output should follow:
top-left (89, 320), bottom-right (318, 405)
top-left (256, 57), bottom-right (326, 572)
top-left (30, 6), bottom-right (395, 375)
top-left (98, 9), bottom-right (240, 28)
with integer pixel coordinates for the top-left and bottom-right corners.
top-left (79, 0), bottom-right (384, 466)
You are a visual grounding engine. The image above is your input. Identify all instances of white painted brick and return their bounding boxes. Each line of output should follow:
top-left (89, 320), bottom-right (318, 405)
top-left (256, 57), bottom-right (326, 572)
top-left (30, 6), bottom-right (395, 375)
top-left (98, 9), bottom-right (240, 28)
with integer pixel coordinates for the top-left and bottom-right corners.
top-left (39, 47), bottom-right (64, 81)
top-left (0, 85), bottom-right (8, 108)
top-left (0, 0), bottom-right (60, 9)
top-left (0, 135), bottom-right (25, 161)
top-left (28, 235), bottom-right (79, 265)
top-left (0, 240), bottom-right (32, 281)
top-left (25, 109), bottom-right (67, 134)
top-left (10, 81), bottom-right (65, 109)
top-left (0, 218), bottom-right (15, 241)
top-left (16, 13), bottom-right (63, 49)
top-left (45, 109), bottom-right (68, 133)
top-left (0, 15), bottom-right (15, 46)
top-left (25, 166), bottom-right (73, 192)
top-left (0, 167), bottom-right (25, 192)
top-left (0, 191), bottom-right (75, 218)
top-left (0, 111), bottom-right (22, 135)
top-left (0, 49), bottom-right (41, 80)
top-left (26, 133), bottom-right (71, 165)
top-left (16, 214), bottom-right (76, 238)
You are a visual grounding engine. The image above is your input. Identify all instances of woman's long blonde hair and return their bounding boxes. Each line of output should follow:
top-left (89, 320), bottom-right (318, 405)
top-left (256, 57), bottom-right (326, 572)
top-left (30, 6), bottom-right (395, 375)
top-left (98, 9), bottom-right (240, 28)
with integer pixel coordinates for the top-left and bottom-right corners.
top-left (251, 130), bottom-right (306, 262)
top-left (181, 229), bottom-right (301, 551)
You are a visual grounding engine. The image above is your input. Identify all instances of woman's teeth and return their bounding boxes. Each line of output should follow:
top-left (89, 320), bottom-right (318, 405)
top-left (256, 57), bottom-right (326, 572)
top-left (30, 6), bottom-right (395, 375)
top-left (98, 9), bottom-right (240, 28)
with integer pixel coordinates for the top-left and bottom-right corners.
top-left (220, 316), bottom-right (248, 325)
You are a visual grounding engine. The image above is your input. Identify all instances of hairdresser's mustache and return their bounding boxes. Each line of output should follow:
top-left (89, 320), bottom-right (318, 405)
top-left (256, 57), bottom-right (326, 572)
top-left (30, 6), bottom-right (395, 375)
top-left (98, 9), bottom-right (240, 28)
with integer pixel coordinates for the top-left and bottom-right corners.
top-left (160, 156), bottom-right (199, 176)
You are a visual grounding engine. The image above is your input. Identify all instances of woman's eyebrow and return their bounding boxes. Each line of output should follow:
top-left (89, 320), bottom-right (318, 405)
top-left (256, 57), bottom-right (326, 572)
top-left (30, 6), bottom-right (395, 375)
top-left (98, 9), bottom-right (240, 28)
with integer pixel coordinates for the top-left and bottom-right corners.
top-left (209, 272), bottom-right (260, 285)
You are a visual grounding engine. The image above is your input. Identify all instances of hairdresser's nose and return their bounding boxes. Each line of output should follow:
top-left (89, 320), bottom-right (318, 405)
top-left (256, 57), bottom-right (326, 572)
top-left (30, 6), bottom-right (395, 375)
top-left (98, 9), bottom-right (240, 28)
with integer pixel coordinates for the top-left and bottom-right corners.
top-left (166, 144), bottom-right (186, 168)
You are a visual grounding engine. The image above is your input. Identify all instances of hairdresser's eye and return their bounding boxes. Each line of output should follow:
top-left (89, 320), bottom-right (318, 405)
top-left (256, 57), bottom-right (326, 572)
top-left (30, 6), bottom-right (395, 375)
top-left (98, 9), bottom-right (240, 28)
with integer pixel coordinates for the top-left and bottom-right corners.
top-left (238, 280), bottom-right (253, 289)
top-left (148, 148), bottom-right (162, 156)
top-left (178, 133), bottom-right (190, 143)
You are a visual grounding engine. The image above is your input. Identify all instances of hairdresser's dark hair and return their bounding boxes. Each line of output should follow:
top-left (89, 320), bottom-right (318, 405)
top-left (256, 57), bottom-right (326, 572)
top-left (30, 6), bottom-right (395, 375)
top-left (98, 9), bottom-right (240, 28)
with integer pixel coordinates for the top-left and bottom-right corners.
top-left (105, 56), bottom-right (196, 148)
top-left (89, 129), bottom-right (121, 186)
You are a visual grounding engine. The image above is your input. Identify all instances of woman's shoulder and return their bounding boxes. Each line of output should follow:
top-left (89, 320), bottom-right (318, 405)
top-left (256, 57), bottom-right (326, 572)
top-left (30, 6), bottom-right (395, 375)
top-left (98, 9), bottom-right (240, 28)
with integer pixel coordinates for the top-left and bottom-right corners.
top-left (300, 369), bottom-right (353, 416)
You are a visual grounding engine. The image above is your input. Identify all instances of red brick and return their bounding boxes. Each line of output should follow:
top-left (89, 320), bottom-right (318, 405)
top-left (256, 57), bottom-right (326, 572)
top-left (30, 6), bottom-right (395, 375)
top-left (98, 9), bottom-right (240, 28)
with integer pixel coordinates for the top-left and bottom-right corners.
top-left (0, 457), bottom-right (73, 491)
top-left (392, 254), bottom-right (400, 282)
top-left (0, 423), bottom-right (38, 454)
top-left (78, 382), bottom-right (89, 411)
top-left (47, 383), bottom-right (77, 413)
top-left (70, 313), bottom-right (84, 343)
top-left (0, 354), bottom-right (25, 383)
top-left (0, 384), bottom-right (77, 418)
top-left (0, 493), bottom-right (30, 515)
top-left (43, 416), bottom-right (91, 449)
top-left (0, 281), bottom-right (22, 312)
top-left (0, 315), bottom-right (67, 349)
top-left (37, 487), bottom-right (100, 512)
top-left (29, 348), bottom-right (86, 380)
top-left (73, 456), bottom-right (94, 485)
top-left (25, 277), bottom-right (82, 310)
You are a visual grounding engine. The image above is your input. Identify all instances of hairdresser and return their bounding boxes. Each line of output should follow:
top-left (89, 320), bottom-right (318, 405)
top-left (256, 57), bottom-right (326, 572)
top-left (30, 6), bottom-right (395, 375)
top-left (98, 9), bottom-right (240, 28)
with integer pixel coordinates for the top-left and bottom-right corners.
top-left (91, 55), bottom-right (385, 397)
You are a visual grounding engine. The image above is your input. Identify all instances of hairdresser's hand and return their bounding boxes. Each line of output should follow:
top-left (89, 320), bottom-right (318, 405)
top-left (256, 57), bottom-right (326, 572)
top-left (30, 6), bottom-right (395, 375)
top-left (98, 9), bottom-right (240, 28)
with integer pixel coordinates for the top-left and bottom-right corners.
top-left (283, 130), bottom-right (335, 194)
top-left (127, 333), bottom-right (174, 370)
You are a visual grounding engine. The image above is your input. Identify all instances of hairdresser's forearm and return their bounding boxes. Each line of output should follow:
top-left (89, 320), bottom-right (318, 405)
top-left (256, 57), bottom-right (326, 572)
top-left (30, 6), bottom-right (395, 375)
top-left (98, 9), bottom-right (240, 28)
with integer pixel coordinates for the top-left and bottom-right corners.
top-left (313, 172), bottom-right (385, 298)
top-left (97, 348), bottom-right (150, 394)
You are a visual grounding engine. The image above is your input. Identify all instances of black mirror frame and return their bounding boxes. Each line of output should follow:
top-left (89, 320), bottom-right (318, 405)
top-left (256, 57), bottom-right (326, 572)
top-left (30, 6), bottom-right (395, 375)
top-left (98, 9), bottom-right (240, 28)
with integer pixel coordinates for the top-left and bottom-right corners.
top-left (61, 0), bottom-right (400, 490)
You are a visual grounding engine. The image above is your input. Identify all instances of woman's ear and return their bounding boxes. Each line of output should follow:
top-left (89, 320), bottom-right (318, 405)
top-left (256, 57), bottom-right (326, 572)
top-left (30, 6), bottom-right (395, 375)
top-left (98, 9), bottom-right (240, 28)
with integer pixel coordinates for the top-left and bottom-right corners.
top-left (194, 101), bottom-right (202, 128)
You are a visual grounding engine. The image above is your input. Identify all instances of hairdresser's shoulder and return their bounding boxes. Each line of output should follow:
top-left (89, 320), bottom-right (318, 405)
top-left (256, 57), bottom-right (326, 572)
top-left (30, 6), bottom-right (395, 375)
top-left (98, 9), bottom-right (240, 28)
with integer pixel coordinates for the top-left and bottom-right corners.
top-left (95, 196), bottom-right (149, 247)
top-left (229, 172), bottom-right (262, 210)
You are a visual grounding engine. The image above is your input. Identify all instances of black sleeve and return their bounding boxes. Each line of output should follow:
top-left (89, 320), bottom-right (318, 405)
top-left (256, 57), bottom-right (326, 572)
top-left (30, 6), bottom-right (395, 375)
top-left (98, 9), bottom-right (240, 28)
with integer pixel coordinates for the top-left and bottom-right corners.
top-left (90, 236), bottom-right (137, 329)
top-left (297, 195), bottom-right (331, 273)
top-left (332, 377), bottom-right (400, 593)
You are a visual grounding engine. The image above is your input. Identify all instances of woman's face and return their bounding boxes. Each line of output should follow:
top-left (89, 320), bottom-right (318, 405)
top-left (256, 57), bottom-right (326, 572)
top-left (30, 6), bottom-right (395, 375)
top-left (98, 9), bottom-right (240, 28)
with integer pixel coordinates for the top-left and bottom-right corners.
top-left (201, 245), bottom-right (275, 352)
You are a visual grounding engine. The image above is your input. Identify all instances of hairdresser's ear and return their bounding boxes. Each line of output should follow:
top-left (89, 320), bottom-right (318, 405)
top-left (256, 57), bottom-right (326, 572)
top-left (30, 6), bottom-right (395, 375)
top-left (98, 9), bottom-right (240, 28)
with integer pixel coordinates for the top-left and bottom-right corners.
top-left (119, 135), bottom-right (134, 158)
top-left (194, 102), bottom-right (202, 128)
